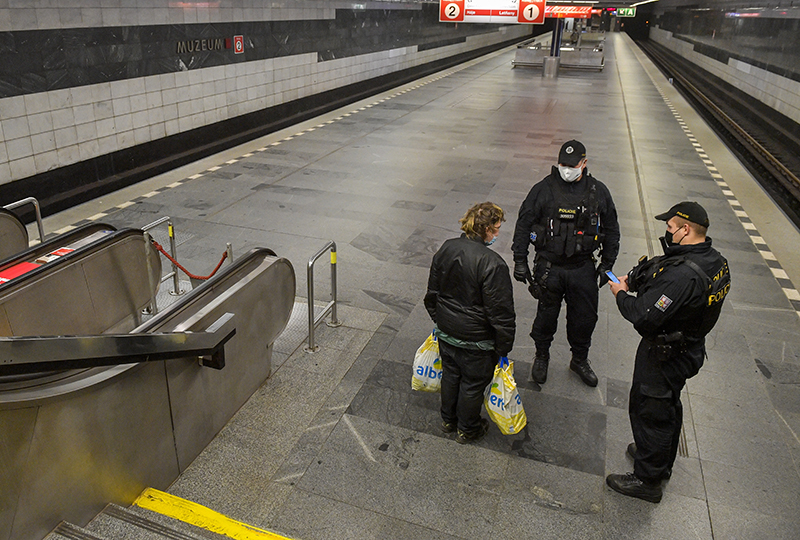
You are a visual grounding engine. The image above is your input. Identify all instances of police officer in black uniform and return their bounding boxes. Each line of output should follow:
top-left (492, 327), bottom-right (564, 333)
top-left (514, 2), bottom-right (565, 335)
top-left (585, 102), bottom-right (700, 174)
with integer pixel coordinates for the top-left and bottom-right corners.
top-left (512, 140), bottom-right (620, 387)
top-left (606, 201), bottom-right (731, 503)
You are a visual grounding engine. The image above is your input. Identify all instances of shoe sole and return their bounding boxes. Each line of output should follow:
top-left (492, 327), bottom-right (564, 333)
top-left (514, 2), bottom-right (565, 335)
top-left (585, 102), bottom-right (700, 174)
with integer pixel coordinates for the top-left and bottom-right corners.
top-left (605, 477), bottom-right (662, 503)
top-left (569, 366), bottom-right (598, 387)
top-left (456, 420), bottom-right (490, 444)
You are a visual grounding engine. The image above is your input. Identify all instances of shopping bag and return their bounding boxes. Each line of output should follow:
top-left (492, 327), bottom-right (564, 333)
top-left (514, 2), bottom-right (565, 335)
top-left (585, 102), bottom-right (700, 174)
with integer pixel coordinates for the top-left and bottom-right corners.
top-left (484, 357), bottom-right (527, 435)
top-left (411, 332), bottom-right (442, 392)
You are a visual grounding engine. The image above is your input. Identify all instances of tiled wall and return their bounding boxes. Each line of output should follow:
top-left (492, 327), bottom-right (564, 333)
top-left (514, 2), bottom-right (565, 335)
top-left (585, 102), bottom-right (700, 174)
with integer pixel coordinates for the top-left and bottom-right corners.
top-left (650, 26), bottom-right (800, 125)
top-left (0, 1), bottom-right (531, 188)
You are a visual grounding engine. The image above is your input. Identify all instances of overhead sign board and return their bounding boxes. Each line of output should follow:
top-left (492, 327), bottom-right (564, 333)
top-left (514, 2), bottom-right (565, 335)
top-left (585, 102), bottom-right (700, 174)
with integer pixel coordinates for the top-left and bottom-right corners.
top-left (439, 0), bottom-right (547, 24)
top-left (617, 7), bottom-right (636, 17)
top-left (545, 5), bottom-right (592, 18)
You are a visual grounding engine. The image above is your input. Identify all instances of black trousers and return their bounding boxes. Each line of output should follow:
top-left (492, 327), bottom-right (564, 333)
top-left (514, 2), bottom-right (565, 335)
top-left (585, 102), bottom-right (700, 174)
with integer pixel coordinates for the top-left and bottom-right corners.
top-left (531, 258), bottom-right (598, 359)
top-left (629, 339), bottom-right (705, 481)
top-left (439, 340), bottom-right (497, 436)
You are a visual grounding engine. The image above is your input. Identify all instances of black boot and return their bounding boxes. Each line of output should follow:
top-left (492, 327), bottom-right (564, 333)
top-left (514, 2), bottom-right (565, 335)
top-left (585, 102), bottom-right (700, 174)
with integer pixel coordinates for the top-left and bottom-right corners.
top-left (530, 351), bottom-right (550, 384)
top-left (626, 443), bottom-right (672, 480)
top-left (606, 472), bottom-right (663, 503)
top-left (569, 356), bottom-right (598, 387)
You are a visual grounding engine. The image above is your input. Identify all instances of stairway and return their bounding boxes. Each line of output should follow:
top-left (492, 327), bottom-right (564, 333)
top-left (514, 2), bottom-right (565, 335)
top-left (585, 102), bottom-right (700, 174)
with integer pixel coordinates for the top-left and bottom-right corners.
top-left (45, 503), bottom-right (232, 540)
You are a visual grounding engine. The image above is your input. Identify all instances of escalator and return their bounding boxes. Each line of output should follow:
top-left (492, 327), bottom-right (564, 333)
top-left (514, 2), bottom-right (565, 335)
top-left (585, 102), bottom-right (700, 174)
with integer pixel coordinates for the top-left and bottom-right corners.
top-left (0, 225), bottom-right (295, 540)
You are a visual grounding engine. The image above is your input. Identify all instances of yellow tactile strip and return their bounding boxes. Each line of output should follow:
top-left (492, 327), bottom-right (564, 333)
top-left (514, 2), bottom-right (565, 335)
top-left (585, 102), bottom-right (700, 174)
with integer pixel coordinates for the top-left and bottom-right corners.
top-left (134, 488), bottom-right (292, 540)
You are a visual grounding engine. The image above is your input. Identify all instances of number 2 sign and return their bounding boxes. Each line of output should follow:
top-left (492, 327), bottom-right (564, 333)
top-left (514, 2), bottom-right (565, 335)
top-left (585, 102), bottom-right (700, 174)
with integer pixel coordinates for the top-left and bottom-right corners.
top-left (519, 0), bottom-right (546, 24)
top-left (439, 0), bottom-right (465, 22)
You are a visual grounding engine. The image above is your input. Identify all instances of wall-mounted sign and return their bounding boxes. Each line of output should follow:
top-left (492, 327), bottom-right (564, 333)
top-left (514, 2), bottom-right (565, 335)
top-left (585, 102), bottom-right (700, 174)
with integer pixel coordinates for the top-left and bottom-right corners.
top-left (545, 5), bottom-right (592, 18)
top-left (233, 35), bottom-right (244, 54)
top-left (177, 38), bottom-right (224, 53)
top-left (439, 0), bottom-right (546, 24)
top-left (616, 7), bottom-right (636, 17)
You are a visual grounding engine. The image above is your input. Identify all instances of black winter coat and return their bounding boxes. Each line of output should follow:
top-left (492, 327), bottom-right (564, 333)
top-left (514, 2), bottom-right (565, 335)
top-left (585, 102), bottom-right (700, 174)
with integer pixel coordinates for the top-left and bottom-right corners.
top-left (424, 234), bottom-right (516, 356)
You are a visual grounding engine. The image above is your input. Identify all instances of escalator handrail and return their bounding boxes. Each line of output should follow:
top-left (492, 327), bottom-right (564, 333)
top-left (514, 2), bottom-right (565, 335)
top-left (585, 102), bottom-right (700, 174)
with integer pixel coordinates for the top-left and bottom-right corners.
top-left (0, 223), bottom-right (117, 272)
top-left (0, 227), bottom-right (143, 294)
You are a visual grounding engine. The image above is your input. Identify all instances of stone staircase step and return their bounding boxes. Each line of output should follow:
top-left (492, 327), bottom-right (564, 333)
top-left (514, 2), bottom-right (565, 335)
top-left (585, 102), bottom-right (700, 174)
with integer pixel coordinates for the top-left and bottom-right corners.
top-left (44, 522), bottom-right (105, 540)
top-left (125, 504), bottom-right (231, 540)
top-left (84, 503), bottom-right (206, 540)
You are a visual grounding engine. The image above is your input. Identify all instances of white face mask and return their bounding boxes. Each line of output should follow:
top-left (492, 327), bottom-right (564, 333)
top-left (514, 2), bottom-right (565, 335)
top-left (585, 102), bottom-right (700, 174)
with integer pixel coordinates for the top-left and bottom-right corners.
top-left (558, 164), bottom-right (582, 182)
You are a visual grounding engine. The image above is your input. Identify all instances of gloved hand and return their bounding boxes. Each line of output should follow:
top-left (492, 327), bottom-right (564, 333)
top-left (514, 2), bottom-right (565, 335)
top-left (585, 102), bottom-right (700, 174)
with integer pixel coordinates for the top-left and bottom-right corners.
top-left (514, 260), bottom-right (532, 283)
top-left (596, 263), bottom-right (612, 288)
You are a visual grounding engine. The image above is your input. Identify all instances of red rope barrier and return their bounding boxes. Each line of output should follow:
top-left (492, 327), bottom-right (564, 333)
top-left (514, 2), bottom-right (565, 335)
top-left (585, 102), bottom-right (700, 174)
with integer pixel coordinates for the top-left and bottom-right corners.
top-left (150, 240), bottom-right (228, 281)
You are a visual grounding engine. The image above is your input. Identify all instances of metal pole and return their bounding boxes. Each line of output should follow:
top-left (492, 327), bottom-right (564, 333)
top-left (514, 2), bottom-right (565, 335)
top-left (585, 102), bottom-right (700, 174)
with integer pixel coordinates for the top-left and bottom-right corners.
top-left (142, 231), bottom-right (158, 316)
top-left (328, 241), bottom-right (340, 326)
top-left (307, 259), bottom-right (318, 352)
top-left (226, 243), bottom-right (234, 264)
top-left (4, 197), bottom-right (45, 244)
top-left (168, 220), bottom-right (184, 296)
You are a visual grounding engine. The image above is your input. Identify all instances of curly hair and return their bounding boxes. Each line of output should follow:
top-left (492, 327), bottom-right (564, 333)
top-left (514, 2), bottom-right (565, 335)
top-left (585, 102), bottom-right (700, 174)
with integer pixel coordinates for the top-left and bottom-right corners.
top-left (459, 202), bottom-right (505, 239)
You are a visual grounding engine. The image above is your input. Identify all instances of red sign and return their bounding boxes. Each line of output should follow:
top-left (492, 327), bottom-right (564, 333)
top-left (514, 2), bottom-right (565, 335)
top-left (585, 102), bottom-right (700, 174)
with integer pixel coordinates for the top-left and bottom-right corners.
top-left (440, 0), bottom-right (465, 21)
top-left (519, 0), bottom-right (546, 23)
top-left (546, 5), bottom-right (592, 18)
top-left (0, 262), bottom-right (40, 284)
top-left (233, 35), bottom-right (244, 54)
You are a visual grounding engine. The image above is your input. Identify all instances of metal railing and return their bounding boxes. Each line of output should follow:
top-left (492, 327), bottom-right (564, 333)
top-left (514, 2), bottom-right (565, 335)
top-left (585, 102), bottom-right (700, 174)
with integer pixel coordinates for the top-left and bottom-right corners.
top-left (0, 312), bottom-right (236, 375)
top-left (305, 240), bottom-right (341, 352)
top-left (4, 197), bottom-right (45, 244)
top-left (143, 216), bottom-right (184, 299)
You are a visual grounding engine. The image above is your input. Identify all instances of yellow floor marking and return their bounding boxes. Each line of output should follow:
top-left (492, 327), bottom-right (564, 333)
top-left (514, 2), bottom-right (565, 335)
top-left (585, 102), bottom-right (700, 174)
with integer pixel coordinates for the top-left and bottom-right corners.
top-left (134, 488), bottom-right (293, 540)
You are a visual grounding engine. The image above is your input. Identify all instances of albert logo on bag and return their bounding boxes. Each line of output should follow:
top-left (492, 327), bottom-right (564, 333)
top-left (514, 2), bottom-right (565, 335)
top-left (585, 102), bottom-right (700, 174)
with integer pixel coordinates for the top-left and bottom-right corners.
top-left (411, 332), bottom-right (442, 392)
top-left (487, 383), bottom-right (506, 411)
top-left (484, 357), bottom-right (527, 435)
top-left (416, 356), bottom-right (442, 381)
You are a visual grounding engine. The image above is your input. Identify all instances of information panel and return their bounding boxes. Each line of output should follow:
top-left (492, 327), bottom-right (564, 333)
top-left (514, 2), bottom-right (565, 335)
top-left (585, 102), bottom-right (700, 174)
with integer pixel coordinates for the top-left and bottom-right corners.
top-left (440, 0), bottom-right (546, 24)
top-left (545, 5), bottom-right (592, 18)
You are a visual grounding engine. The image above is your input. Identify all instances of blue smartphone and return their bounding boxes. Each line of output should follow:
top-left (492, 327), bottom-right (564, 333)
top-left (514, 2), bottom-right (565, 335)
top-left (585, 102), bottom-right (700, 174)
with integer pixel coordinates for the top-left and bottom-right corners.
top-left (605, 270), bottom-right (620, 283)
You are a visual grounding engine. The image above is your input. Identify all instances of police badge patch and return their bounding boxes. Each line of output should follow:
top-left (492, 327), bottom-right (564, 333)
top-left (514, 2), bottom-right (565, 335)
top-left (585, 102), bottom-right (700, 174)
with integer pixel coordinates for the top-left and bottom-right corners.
top-left (655, 294), bottom-right (673, 312)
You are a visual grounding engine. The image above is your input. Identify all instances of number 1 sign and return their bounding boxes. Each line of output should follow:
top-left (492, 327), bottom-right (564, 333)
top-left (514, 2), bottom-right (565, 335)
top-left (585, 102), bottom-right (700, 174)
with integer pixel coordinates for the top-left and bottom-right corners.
top-left (519, 0), bottom-right (546, 24)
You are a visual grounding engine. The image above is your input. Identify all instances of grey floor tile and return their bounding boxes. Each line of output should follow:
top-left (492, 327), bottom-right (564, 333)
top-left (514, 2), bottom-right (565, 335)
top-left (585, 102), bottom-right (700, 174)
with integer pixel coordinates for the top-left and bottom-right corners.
top-left (708, 501), bottom-right (800, 540)
top-left (702, 459), bottom-right (800, 517)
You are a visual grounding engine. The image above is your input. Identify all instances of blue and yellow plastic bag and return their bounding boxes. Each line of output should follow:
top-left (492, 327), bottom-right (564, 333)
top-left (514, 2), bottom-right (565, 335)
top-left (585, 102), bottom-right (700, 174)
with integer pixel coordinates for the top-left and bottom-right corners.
top-left (411, 332), bottom-right (442, 392)
top-left (484, 357), bottom-right (527, 435)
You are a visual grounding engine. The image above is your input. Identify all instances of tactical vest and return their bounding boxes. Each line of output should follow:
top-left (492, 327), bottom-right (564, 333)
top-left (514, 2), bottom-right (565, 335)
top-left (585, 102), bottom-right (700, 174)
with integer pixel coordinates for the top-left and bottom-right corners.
top-left (536, 175), bottom-right (602, 258)
top-left (628, 252), bottom-right (731, 339)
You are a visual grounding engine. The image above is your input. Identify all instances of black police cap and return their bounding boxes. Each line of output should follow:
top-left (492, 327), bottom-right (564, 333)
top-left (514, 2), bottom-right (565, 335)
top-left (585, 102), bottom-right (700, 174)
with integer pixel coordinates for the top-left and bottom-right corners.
top-left (558, 140), bottom-right (586, 167)
top-left (655, 201), bottom-right (709, 228)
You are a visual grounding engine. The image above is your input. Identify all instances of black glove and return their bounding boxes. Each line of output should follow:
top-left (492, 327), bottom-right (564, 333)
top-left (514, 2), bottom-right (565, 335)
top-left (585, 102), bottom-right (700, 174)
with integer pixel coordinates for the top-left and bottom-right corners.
top-left (514, 261), bottom-right (532, 283)
top-left (596, 263), bottom-right (612, 288)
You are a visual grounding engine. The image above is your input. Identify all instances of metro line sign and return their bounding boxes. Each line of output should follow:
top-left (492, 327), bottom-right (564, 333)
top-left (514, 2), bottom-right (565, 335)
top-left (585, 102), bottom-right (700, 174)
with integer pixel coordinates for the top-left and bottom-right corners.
top-left (617, 7), bottom-right (636, 16)
top-left (439, 0), bottom-right (547, 24)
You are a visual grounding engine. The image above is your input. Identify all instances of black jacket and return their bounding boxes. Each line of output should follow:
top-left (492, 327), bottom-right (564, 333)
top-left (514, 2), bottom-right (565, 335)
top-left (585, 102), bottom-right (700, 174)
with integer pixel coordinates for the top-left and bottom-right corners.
top-left (424, 234), bottom-right (516, 356)
top-left (616, 239), bottom-right (726, 341)
top-left (512, 166), bottom-right (620, 267)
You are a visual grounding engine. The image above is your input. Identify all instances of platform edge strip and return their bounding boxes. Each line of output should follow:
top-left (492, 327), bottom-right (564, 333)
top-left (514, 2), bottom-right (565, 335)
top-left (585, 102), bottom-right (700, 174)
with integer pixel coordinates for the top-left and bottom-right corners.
top-left (133, 487), bottom-right (293, 540)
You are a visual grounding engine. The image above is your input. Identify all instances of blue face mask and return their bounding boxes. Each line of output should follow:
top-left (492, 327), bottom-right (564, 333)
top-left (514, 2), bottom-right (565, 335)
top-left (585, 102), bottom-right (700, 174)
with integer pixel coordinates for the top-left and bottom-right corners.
top-left (485, 236), bottom-right (497, 246)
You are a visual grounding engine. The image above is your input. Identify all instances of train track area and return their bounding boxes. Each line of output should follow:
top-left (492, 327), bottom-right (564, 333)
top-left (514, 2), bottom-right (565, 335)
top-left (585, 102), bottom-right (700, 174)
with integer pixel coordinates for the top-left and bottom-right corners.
top-left (636, 39), bottom-right (800, 228)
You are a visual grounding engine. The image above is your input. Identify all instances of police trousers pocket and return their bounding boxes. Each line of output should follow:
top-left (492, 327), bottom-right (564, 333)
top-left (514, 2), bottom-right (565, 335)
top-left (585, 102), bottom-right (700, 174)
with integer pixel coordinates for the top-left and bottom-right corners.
top-left (637, 384), bottom-right (674, 426)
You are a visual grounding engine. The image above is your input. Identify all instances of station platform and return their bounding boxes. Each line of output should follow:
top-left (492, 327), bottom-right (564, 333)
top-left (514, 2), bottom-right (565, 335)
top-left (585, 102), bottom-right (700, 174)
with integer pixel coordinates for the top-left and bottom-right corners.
top-left (38, 32), bottom-right (800, 539)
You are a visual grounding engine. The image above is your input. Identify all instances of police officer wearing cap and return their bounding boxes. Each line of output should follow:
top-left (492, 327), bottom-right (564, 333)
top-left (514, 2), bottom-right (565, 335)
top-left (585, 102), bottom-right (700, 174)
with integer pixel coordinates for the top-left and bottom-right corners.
top-left (606, 201), bottom-right (731, 503)
top-left (512, 140), bottom-right (620, 387)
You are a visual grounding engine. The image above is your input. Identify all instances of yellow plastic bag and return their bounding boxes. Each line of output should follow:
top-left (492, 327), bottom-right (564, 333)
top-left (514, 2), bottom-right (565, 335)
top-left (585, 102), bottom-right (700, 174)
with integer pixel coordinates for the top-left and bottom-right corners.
top-left (411, 332), bottom-right (442, 392)
top-left (484, 357), bottom-right (527, 435)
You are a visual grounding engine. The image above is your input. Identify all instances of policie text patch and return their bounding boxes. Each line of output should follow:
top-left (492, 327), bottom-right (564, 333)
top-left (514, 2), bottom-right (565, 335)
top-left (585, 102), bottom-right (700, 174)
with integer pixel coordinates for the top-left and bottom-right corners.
top-left (654, 294), bottom-right (673, 312)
